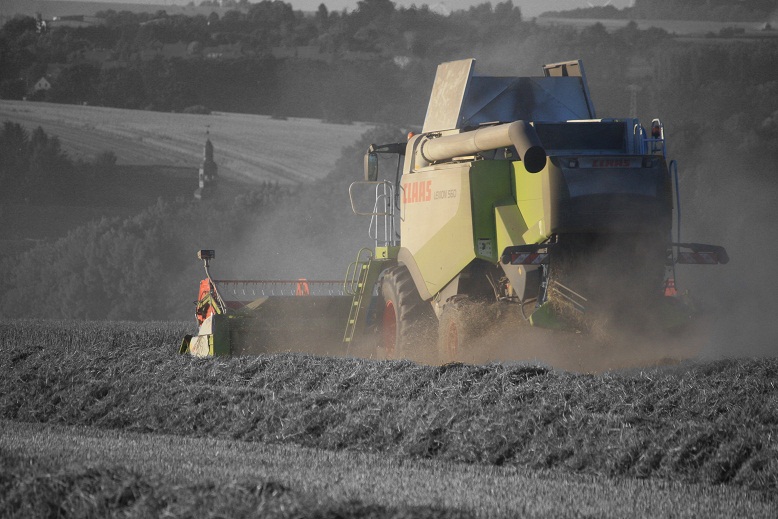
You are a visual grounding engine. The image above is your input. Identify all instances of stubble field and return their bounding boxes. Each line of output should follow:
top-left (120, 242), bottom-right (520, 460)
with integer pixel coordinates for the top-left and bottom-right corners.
top-left (1, 320), bottom-right (776, 517)
top-left (0, 100), bottom-right (372, 184)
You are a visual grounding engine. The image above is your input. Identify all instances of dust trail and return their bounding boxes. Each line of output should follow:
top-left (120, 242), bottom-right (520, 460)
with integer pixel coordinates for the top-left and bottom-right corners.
top-left (239, 307), bottom-right (711, 374)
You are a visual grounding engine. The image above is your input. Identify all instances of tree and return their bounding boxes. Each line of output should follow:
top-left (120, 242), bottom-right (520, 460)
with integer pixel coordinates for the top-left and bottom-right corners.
top-left (246, 0), bottom-right (298, 46)
top-left (1, 15), bottom-right (38, 40)
top-left (47, 63), bottom-right (100, 104)
top-left (347, 0), bottom-right (397, 52)
top-left (0, 122), bottom-right (29, 200)
top-left (26, 126), bottom-right (70, 201)
top-left (0, 17), bottom-right (38, 82)
top-left (0, 78), bottom-right (26, 100)
top-left (494, 0), bottom-right (522, 25)
top-left (315, 3), bottom-right (329, 30)
top-left (98, 67), bottom-right (147, 109)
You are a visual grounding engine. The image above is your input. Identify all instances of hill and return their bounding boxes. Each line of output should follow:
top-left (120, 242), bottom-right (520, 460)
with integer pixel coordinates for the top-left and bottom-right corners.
top-left (0, 0), bottom-right (234, 23)
top-left (0, 100), bottom-right (372, 184)
top-left (0, 100), bottom-right (373, 271)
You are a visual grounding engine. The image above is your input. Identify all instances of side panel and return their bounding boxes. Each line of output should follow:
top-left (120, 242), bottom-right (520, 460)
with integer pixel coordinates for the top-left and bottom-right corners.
top-left (548, 157), bottom-right (673, 234)
top-left (401, 163), bottom-right (474, 298)
top-left (470, 161), bottom-right (513, 262)
top-left (495, 201), bottom-right (529, 254)
top-left (513, 156), bottom-right (673, 239)
top-left (423, 59), bottom-right (595, 132)
top-left (400, 161), bottom-right (513, 299)
top-left (423, 59), bottom-right (475, 133)
top-left (514, 161), bottom-right (552, 245)
top-left (461, 77), bottom-right (594, 127)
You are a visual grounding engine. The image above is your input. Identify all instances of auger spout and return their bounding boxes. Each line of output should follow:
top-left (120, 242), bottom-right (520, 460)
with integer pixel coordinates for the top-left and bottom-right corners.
top-left (418, 120), bottom-right (547, 173)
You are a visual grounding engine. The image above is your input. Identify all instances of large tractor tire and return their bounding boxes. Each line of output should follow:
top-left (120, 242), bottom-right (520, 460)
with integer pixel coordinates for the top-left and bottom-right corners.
top-left (379, 265), bottom-right (434, 360)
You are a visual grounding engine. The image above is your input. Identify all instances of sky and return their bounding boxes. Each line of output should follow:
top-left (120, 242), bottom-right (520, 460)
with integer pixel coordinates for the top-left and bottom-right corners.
top-left (44, 0), bottom-right (635, 18)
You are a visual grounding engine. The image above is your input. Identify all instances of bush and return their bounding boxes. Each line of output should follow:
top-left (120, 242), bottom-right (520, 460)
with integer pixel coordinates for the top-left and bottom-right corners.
top-left (94, 150), bottom-right (117, 172)
top-left (0, 185), bottom-right (291, 321)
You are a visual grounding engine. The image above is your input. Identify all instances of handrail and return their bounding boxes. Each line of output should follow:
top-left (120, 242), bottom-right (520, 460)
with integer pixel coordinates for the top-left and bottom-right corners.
top-left (633, 123), bottom-right (646, 155)
top-left (634, 120), bottom-right (667, 158)
top-left (348, 180), bottom-right (398, 248)
top-left (348, 181), bottom-right (395, 216)
top-left (343, 247), bottom-right (374, 296)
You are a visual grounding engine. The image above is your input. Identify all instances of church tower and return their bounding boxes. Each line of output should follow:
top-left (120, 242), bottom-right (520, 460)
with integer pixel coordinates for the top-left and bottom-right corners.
top-left (195, 129), bottom-right (218, 200)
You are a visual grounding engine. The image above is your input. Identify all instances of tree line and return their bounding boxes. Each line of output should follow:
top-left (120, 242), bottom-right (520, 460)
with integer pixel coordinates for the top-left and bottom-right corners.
top-left (0, 0), bottom-right (520, 121)
top-left (0, 122), bottom-right (117, 203)
top-left (2, 1), bottom-right (776, 123)
top-left (542, 0), bottom-right (774, 21)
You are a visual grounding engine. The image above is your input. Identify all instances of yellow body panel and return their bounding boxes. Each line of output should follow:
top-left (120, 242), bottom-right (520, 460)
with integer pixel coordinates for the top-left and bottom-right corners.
top-left (401, 163), bottom-right (473, 296)
top-left (513, 161), bottom-right (551, 244)
top-left (495, 201), bottom-right (529, 256)
top-left (401, 160), bottom-right (515, 297)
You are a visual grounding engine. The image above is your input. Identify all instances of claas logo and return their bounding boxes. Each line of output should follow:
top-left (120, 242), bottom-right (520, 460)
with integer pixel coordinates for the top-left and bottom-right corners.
top-left (592, 158), bottom-right (632, 168)
top-left (403, 180), bottom-right (432, 204)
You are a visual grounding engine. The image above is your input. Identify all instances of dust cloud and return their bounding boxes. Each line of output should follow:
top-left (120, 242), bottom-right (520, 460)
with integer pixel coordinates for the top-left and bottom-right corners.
top-left (214, 147), bottom-right (777, 370)
top-left (214, 128), bottom-right (405, 282)
top-left (435, 152), bottom-right (778, 370)
top-left (208, 58), bottom-right (776, 369)
top-left (678, 158), bottom-right (778, 360)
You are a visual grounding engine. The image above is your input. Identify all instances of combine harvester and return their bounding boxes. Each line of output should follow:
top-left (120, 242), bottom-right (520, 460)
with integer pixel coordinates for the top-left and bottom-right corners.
top-left (181, 59), bottom-right (728, 367)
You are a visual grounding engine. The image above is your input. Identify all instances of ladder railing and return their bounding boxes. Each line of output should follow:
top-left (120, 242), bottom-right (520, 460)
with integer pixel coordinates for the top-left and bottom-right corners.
top-left (344, 182), bottom-right (400, 344)
top-left (343, 247), bottom-right (374, 296)
top-left (633, 118), bottom-right (667, 158)
top-left (348, 180), bottom-right (398, 248)
top-left (343, 248), bottom-right (384, 344)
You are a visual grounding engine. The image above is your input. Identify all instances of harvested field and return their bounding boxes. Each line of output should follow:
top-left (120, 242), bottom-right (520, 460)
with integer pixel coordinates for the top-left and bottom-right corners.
top-left (2, 421), bottom-right (773, 518)
top-left (0, 100), bottom-right (372, 184)
top-left (1, 320), bottom-right (776, 516)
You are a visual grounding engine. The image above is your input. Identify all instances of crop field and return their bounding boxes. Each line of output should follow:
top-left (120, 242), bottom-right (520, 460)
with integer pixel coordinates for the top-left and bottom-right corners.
top-left (0, 100), bottom-right (372, 184)
top-left (1, 320), bottom-right (776, 517)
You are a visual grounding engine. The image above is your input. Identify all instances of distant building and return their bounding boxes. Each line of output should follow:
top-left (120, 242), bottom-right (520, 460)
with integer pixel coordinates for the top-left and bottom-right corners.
top-left (202, 43), bottom-right (244, 60)
top-left (32, 77), bottom-right (51, 92)
top-left (194, 133), bottom-right (218, 200)
top-left (49, 15), bottom-right (105, 29)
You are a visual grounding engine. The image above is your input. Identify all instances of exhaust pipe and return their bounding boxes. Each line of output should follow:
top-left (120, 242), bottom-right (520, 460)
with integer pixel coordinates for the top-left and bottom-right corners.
top-left (417, 120), bottom-right (547, 173)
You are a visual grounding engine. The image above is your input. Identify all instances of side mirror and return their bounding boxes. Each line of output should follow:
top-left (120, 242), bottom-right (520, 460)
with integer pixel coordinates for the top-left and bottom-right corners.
top-left (364, 150), bottom-right (378, 181)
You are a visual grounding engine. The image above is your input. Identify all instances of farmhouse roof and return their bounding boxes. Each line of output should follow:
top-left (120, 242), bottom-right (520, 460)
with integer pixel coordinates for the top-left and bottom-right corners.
top-left (33, 77), bottom-right (51, 91)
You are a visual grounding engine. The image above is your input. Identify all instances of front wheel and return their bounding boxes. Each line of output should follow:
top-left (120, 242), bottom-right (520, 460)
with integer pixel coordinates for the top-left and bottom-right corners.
top-left (379, 266), bottom-right (434, 360)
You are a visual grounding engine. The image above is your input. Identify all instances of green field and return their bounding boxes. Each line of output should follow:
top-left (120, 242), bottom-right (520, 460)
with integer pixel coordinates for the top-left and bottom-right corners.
top-left (1, 320), bottom-right (775, 517)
